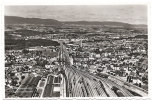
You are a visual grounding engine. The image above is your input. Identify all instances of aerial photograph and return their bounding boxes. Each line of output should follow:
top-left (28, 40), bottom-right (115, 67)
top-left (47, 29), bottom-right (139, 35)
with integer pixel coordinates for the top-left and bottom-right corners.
top-left (5, 5), bottom-right (148, 98)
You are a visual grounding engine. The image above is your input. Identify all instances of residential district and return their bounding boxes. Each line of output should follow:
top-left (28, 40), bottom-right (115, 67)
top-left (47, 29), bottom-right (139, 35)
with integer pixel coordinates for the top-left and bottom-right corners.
top-left (5, 24), bottom-right (148, 97)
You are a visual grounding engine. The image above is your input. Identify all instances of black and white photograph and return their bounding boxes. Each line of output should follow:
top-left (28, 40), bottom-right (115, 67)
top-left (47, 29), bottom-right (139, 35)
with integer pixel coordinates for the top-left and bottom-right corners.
top-left (4, 5), bottom-right (148, 98)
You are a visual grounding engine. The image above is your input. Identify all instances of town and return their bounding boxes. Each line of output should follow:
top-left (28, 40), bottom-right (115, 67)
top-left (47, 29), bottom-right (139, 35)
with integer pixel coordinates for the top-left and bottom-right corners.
top-left (5, 22), bottom-right (148, 97)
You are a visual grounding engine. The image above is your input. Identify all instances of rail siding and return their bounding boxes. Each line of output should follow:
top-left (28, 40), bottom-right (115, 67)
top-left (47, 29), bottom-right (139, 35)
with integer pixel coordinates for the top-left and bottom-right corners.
top-left (108, 75), bottom-right (148, 96)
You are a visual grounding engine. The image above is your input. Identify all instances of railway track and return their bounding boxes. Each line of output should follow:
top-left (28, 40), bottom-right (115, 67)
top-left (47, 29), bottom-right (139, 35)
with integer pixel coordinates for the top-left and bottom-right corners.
top-left (66, 66), bottom-right (134, 97)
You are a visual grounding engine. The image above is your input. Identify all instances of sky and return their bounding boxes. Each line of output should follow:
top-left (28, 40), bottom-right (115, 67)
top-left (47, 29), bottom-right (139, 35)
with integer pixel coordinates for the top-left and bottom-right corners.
top-left (5, 5), bottom-right (147, 24)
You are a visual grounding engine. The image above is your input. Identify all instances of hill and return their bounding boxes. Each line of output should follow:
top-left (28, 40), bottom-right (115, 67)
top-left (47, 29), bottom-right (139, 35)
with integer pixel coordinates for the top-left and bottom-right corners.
top-left (5, 39), bottom-right (60, 50)
top-left (5, 16), bottom-right (62, 25)
top-left (5, 16), bottom-right (147, 30)
top-left (64, 21), bottom-right (147, 29)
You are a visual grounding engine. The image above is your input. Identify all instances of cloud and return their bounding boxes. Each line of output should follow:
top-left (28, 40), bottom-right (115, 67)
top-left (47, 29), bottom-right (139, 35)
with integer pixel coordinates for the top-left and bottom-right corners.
top-left (5, 5), bottom-right (147, 24)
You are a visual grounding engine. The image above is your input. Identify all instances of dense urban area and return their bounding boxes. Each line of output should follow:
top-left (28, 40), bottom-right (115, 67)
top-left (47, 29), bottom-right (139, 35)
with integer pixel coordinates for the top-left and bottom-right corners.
top-left (5, 16), bottom-right (148, 98)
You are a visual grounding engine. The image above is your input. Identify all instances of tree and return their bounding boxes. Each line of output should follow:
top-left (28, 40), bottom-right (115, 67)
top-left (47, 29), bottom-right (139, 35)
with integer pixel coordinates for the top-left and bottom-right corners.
top-left (10, 73), bottom-right (15, 77)
top-left (11, 80), bottom-right (18, 86)
top-left (22, 49), bottom-right (29, 54)
top-left (21, 76), bottom-right (25, 80)
top-left (24, 66), bottom-right (29, 70)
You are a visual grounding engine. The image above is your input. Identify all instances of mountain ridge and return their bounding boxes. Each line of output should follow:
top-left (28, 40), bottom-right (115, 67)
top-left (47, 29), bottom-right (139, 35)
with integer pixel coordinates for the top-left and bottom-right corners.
top-left (5, 16), bottom-right (147, 28)
top-left (5, 16), bottom-right (62, 25)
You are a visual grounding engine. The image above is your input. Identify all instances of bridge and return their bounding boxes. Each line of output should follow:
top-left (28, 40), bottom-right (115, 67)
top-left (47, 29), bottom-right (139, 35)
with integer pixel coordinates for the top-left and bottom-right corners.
top-left (58, 41), bottom-right (148, 97)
